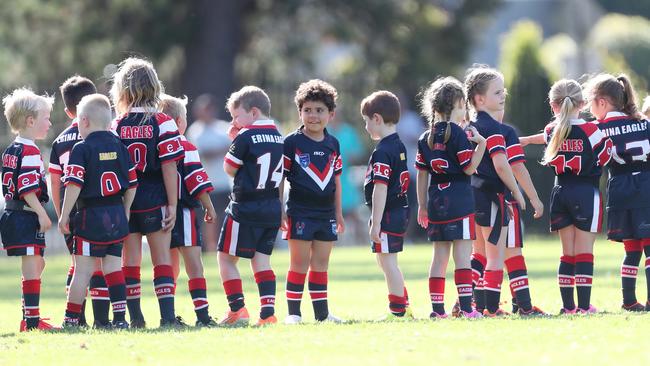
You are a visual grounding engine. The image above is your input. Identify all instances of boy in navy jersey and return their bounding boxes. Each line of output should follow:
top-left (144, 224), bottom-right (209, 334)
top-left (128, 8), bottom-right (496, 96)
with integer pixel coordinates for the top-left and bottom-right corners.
top-left (160, 94), bottom-right (218, 326)
top-left (281, 79), bottom-right (345, 324)
top-left (585, 73), bottom-right (650, 311)
top-left (361, 90), bottom-right (412, 319)
top-left (50, 75), bottom-right (111, 328)
top-left (218, 86), bottom-right (283, 327)
top-left (1, 88), bottom-right (56, 331)
top-left (59, 94), bottom-right (137, 328)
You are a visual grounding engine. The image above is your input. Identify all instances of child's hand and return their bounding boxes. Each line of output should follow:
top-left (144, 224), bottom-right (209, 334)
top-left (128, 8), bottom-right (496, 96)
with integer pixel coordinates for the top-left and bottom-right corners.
top-left (57, 215), bottom-right (69, 235)
top-left (417, 207), bottom-right (428, 229)
top-left (204, 205), bottom-right (216, 224)
top-left (336, 214), bottom-right (345, 234)
top-left (227, 124), bottom-right (241, 140)
top-left (162, 204), bottom-right (176, 231)
top-left (466, 126), bottom-right (485, 144)
top-left (37, 212), bottom-right (52, 233)
top-left (530, 197), bottom-right (544, 219)
top-left (512, 190), bottom-right (526, 211)
top-left (280, 212), bottom-right (288, 232)
top-left (369, 222), bottom-right (381, 243)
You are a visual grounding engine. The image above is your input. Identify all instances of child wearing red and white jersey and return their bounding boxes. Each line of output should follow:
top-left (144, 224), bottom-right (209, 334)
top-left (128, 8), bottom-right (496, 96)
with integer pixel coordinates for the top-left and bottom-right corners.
top-left (463, 66), bottom-right (526, 317)
top-left (584, 74), bottom-right (650, 311)
top-left (1, 88), bottom-right (56, 331)
top-left (281, 80), bottom-right (345, 324)
top-left (361, 90), bottom-right (412, 319)
top-left (415, 77), bottom-right (486, 319)
top-left (521, 79), bottom-right (613, 314)
top-left (111, 57), bottom-right (185, 328)
top-left (160, 94), bottom-right (218, 326)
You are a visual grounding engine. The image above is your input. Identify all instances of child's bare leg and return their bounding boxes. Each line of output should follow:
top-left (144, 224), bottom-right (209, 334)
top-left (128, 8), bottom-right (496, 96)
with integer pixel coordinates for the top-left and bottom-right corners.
top-left (21, 255), bottom-right (44, 328)
top-left (219, 251), bottom-right (245, 312)
top-left (122, 233), bottom-right (144, 322)
top-left (181, 247), bottom-right (212, 323)
top-left (251, 252), bottom-right (275, 319)
top-left (557, 226), bottom-right (577, 310)
top-left (286, 239), bottom-right (311, 317)
top-left (146, 230), bottom-right (176, 321)
top-left (453, 240), bottom-right (474, 313)
top-left (483, 227), bottom-right (507, 313)
top-left (64, 255), bottom-right (94, 325)
top-left (429, 242), bottom-right (451, 315)
top-left (574, 228), bottom-right (597, 311)
top-left (101, 254), bottom-right (127, 323)
top-left (377, 252), bottom-right (406, 315)
top-left (309, 241), bottom-right (334, 320)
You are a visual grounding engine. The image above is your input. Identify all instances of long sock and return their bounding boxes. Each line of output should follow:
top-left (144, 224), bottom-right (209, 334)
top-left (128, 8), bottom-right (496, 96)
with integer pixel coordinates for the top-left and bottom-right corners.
top-left (455, 269), bottom-right (473, 313)
top-left (575, 253), bottom-right (594, 311)
top-left (286, 271), bottom-right (306, 317)
top-left (505, 255), bottom-right (532, 312)
top-left (104, 270), bottom-right (127, 322)
top-left (64, 302), bottom-right (82, 324)
top-left (223, 279), bottom-right (244, 312)
top-left (22, 279), bottom-right (41, 329)
top-left (89, 271), bottom-right (110, 324)
top-left (484, 270), bottom-right (503, 313)
top-left (621, 240), bottom-right (642, 306)
top-left (558, 255), bottom-right (576, 310)
top-left (403, 287), bottom-right (410, 307)
top-left (471, 253), bottom-right (487, 311)
top-left (308, 271), bottom-right (329, 321)
top-left (388, 294), bottom-right (407, 316)
top-left (153, 265), bottom-right (176, 321)
top-left (123, 266), bottom-right (144, 321)
top-left (642, 239), bottom-right (650, 304)
top-left (254, 270), bottom-right (276, 319)
top-left (188, 278), bottom-right (210, 323)
top-left (428, 277), bottom-right (445, 315)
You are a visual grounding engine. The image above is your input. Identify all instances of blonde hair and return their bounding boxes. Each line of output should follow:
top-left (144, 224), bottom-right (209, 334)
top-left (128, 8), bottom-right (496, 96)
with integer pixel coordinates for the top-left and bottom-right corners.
top-left (77, 94), bottom-right (113, 129)
top-left (464, 65), bottom-right (503, 119)
top-left (2, 88), bottom-right (54, 134)
top-left (227, 86), bottom-right (271, 116)
top-left (109, 57), bottom-right (162, 119)
top-left (642, 96), bottom-right (650, 118)
top-left (583, 73), bottom-right (643, 120)
top-left (160, 94), bottom-right (188, 122)
top-left (420, 76), bottom-right (465, 146)
top-left (542, 79), bottom-right (583, 165)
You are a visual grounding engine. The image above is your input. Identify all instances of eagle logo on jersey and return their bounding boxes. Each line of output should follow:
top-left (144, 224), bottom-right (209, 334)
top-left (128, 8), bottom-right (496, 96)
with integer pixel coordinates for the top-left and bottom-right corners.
top-left (295, 221), bottom-right (305, 235)
top-left (298, 153), bottom-right (310, 168)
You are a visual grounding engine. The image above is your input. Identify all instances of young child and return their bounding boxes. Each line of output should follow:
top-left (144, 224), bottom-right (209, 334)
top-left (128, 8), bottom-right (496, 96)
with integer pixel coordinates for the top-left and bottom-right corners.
top-left (520, 79), bottom-right (612, 314)
top-left (50, 75), bottom-right (111, 328)
top-left (415, 77), bottom-right (486, 319)
top-left (58, 94), bottom-right (137, 329)
top-left (361, 90), bottom-right (412, 319)
top-left (463, 66), bottom-right (526, 317)
top-left (1, 88), bottom-right (55, 331)
top-left (583, 74), bottom-right (650, 311)
top-left (218, 86), bottom-right (283, 327)
top-left (159, 94), bottom-right (218, 326)
top-left (281, 79), bottom-right (345, 324)
top-left (111, 57), bottom-right (185, 328)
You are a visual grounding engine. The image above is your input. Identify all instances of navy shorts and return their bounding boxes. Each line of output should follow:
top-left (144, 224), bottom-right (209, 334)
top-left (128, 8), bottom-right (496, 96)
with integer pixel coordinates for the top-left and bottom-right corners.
top-left (129, 206), bottom-right (166, 234)
top-left (427, 214), bottom-right (476, 242)
top-left (427, 182), bottom-right (476, 242)
top-left (72, 237), bottom-right (123, 257)
top-left (370, 206), bottom-right (409, 253)
top-left (549, 183), bottom-right (602, 233)
top-left (506, 200), bottom-right (523, 248)
top-left (282, 216), bottom-right (338, 242)
top-left (218, 214), bottom-right (278, 258)
top-left (474, 188), bottom-right (509, 245)
top-left (64, 207), bottom-right (77, 254)
top-left (607, 207), bottom-right (650, 242)
top-left (73, 204), bottom-right (129, 244)
top-left (0, 210), bottom-right (45, 256)
top-left (171, 206), bottom-right (202, 249)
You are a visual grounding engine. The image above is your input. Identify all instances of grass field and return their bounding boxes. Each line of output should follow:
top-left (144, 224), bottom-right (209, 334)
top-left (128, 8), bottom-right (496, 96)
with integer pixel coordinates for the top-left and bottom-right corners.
top-left (0, 238), bottom-right (648, 365)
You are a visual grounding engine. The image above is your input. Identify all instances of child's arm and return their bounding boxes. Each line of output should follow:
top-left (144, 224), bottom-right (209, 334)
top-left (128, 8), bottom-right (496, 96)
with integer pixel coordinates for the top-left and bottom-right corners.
top-left (50, 172), bottom-right (62, 218)
top-left (223, 161), bottom-right (238, 178)
top-left (369, 182), bottom-right (387, 243)
top-left (58, 185), bottom-right (81, 235)
top-left (493, 154), bottom-right (526, 210)
top-left (334, 174), bottom-right (345, 234)
top-left (464, 126), bottom-right (486, 175)
top-left (197, 191), bottom-right (217, 224)
top-left (520, 133), bottom-right (545, 147)
top-left (161, 161), bottom-right (178, 231)
top-left (123, 186), bottom-right (136, 220)
top-left (23, 192), bottom-right (51, 233)
top-left (416, 169), bottom-right (429, 229)
top-left (279, 177), bottom-right (288, 231)
top-left (511, 162), bottom-right (543, 219)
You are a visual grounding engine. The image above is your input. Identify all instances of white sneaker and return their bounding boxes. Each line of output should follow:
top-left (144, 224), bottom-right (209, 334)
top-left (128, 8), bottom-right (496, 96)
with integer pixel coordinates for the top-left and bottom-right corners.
top-left (321, 313), bottom-right (346, 324)
top-left (284, 315), bottom-right (302, 325)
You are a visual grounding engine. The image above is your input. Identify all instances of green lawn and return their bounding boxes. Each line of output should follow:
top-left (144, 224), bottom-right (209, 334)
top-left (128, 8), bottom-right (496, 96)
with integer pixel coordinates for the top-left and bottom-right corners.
top-left (0, 238), bottom-right (647, 365)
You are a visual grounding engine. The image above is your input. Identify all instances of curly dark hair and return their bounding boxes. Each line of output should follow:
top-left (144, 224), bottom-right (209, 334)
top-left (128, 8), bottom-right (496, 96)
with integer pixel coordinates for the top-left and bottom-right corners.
top-left (294, 79), bottom-right (338, 111)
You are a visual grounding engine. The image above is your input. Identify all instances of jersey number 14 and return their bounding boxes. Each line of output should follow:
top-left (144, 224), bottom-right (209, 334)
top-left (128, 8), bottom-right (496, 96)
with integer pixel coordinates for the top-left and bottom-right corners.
top-left (256, 153), bottom-right (282, 189)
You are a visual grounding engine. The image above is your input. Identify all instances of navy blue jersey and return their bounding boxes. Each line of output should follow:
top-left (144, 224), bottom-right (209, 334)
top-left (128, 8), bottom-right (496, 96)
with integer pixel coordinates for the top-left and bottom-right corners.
top-left (2, 137), bottom-right (48, 203)
top-left (224, 120), bottom-right (283, 226)
top-left (470, 111), bottom-right (507, 192)
top-left (49, 120), bottom-right (81, 189)
top-left (178, 136), bottom-right (213, 208)
top-left (543, 119), bottom-right (612, 179)
top-left (65, 131), bottom-right (137, 199)
top-left (502, 123), bottom-right (526, 166)
top-left (283, 126), bottom-right (342, 219)
top-left (415, 123), bottom-right (473, 179)
top-left (364, 133), bottom-right (409, 209)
